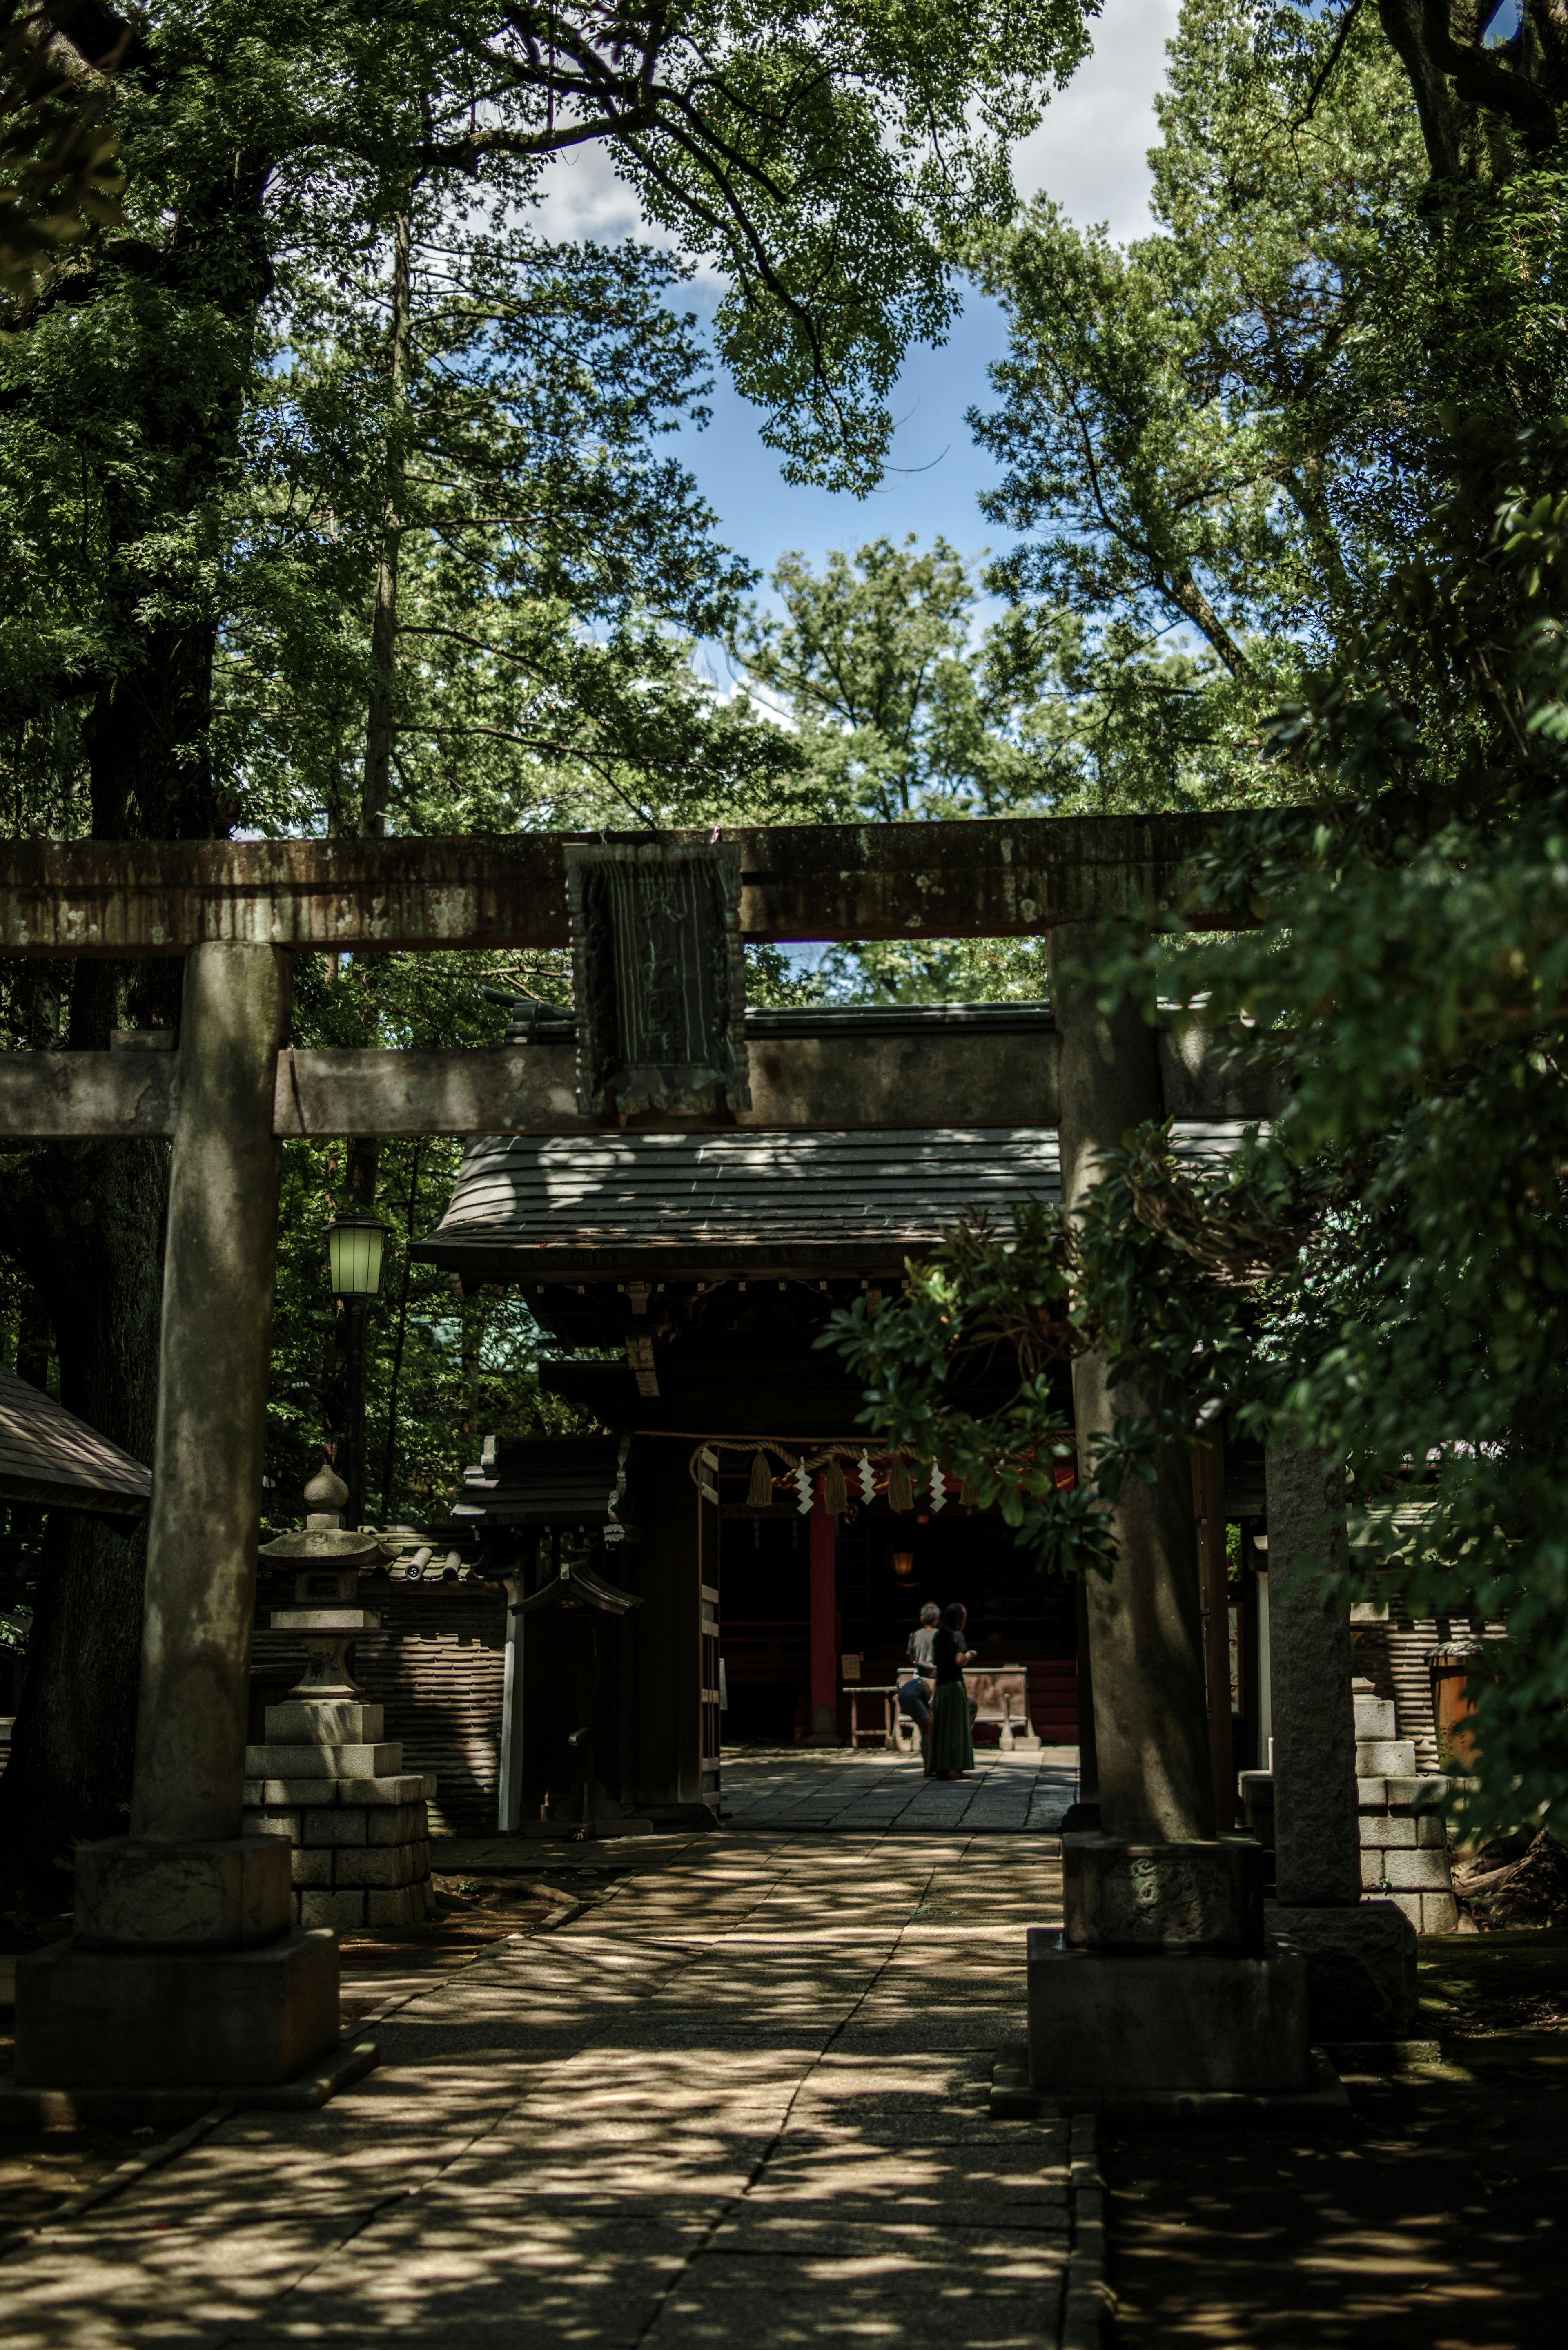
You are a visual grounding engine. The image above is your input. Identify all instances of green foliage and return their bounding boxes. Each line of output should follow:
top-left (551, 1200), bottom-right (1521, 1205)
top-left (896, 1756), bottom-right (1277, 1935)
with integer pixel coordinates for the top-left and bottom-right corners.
top-left (405, 0), bottom-right (1100, 491)
top-left (822, 1199), bottom-right (1092, 1570)
top-left (824, 1124), bottom-right (1329, 1571)
top-left (822, 3), bottom-right (1568, 1834)
top-left (959, 0), bottom-right (1568, 829)
top-left (224, 215), bottom-right (800, 838)
top-left (732, 534), bottom-right (1040, 821)
top-left (844, 415), bottom-right (1568, 1837)
top-left (0, 2), bottom-right (125, 309)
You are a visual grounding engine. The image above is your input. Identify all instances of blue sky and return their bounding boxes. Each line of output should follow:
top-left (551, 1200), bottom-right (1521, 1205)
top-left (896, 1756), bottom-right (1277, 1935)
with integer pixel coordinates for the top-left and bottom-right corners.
top-left (535, 0), bottom-right (1181, 606)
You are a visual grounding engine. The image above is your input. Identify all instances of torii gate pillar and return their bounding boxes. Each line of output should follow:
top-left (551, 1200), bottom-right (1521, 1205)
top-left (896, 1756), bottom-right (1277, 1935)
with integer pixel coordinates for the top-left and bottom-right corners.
top-left (1025, 926), bottom-right (1311, 2105)
top-left (14, 945), bottom-right (341, 2102)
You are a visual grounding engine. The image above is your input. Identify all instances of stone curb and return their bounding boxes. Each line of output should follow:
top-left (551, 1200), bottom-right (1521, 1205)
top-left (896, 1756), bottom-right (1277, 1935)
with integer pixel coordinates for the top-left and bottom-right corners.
top-left (986, 2050), bottom-right (1109, 2348)
top-left (1323, 2038), bottom-right (1441, 2073)
top-left (1062, 2110), bottom-right (1111, 2350)
top-left (0, 2031), bottom-right (378, 2132)
top-left (0, 2101), bottom-right (233, 2263)
top-left (989, 2046), bottom-right (1350, 2128)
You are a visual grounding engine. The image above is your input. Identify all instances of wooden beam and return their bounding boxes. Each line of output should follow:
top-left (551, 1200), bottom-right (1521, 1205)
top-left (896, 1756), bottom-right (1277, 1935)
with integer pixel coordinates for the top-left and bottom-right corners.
top-left (0, 812), bottom-right (1234, 958)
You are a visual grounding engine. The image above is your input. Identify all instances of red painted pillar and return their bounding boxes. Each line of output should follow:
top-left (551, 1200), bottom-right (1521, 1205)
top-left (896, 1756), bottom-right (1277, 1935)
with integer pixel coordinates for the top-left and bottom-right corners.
top-left (808, 1480), bottom-right (838, 1744)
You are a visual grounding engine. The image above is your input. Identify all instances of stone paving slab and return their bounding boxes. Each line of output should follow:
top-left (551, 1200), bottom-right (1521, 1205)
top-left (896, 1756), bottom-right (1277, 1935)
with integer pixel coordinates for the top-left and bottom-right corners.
top-left (0, 1800), bottom-right (1076, 2349)
top-left (717, 1746), bottom-right (1078, 1832)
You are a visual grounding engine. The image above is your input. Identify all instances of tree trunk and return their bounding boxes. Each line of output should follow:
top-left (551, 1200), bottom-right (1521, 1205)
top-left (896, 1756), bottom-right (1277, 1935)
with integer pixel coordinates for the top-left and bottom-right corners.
top-left (362, 207), bottom-right (412, 842)
top-left (0, 158), bottom-right (274, 1892)
top-left (0, 1126), bottom-right (168, 1891)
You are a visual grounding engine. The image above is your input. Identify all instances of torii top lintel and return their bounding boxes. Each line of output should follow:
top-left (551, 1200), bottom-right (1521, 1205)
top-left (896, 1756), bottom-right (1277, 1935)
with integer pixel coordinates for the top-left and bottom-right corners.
top-left (0, 812), bottom-right (1234, 958)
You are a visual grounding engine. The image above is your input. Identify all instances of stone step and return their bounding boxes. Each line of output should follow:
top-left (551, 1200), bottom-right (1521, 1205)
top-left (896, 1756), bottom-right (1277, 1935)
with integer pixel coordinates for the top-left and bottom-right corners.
top-left (289, 1840), bottom-right (429, 1891)
top-left (244, 1800), bottom-right (428, 1848)
top-left (244, 1742), bottom-right (403, 1779)
top-left (270, 1608), bottom-right (381, 1633)
top-left (1356, 1738), bottom-right (1418, 1777)
top-left (1360, 1845), bottom-right (1451, 1891)
top-left (1357, 1812), bottom-right (1447, 1850)
top-left (297, 1880), bottom-right (436, 1933)
top-left (1352, 1695), bottom-right (1398, 1741)
top-left (1356, 1774), bottom-right (1448, 1810)
top-left (262, 1701), bottom-right (385, 1745)
top-left (243, 1773), bottom-right (434, 1807)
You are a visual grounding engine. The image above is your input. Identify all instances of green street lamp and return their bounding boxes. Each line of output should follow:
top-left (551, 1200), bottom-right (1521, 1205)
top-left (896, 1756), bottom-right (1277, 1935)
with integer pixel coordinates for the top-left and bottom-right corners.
top-left (325, 1213), bottom-right (387, 1530)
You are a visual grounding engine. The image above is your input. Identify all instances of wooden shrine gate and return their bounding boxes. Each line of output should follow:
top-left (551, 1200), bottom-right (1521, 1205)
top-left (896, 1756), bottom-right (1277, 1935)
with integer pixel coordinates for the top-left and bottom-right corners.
top-left (0, 813), bottom-right (1250, 2097)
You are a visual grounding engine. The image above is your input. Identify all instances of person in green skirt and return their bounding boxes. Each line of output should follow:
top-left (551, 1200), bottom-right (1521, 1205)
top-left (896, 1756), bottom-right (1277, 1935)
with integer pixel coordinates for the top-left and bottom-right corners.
top-left (925, 1601), bottom-right (977, 1778)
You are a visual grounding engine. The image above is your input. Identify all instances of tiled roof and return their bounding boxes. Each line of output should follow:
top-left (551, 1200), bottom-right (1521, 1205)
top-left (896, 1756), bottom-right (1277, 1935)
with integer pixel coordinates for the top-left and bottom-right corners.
top-left (0, 1364), bottom-right (151, 1516)
top-left (449, 1435), bottom-right (630, 1529)
top-left (414, 1124), bottom-right (1253, 1278)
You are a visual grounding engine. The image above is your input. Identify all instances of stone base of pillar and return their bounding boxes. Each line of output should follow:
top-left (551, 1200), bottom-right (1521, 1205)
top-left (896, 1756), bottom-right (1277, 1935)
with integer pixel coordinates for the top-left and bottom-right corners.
top-left (1027, 1928), bottom-right (1310, 2095)
top-left (1268, 1897), bottom-right (1419, 2039)
top-left (1063, 1833), bottom-right (1263, 1951)
top-left (806, 1705), bottom-right (840, 1745)
top-left (72, 1832), bottom-right (292, 1949)
top-left (13, 1926), bottom-right (339, 2088)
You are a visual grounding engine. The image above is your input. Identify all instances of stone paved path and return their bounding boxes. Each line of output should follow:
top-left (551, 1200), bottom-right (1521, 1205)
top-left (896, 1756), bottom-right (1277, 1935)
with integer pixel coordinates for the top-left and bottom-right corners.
top-left (719, 1746), bottom-right (1078, 1833)
top-left (1, 1824), bottom-right (1071, 2348)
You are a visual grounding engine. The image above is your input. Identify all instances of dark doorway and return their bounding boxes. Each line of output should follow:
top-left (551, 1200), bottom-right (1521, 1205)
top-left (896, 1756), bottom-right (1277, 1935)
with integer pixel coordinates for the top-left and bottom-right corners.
top-left (724, 1680), bottom-right (802, 1746)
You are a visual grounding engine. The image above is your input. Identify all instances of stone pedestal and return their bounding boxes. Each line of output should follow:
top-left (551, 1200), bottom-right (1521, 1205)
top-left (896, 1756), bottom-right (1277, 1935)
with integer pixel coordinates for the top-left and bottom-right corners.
top-left (1268, 1897), bottom-right (1418, 2039)
top-left (14, 1828), bottom-right (338, 2089)
top-left (1063, 1833), bottom-right (1263, 1951)
top-left (17, 1928), bottom-right (338, 2088)
top-left (243, 1749), bottom-right (437, 1930)
top-left (1027, 1930), bottom-right (1310, 2096)
top-left (241, 1469), bottom-right (437, 1930)
top-left (72, 1833), bottom-right (292, 1948)
top-left (1029, 1830), bottom-right (1307, 2098)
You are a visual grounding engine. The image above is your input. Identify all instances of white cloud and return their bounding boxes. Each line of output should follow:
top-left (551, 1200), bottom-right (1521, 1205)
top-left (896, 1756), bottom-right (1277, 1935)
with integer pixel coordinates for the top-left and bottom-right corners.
top-left (1013, 0), bottom-right (1180, 243)
top-left (531, 140), bottom-right (653, 247)
top-left (533, 3), bottom-right (1179, 265)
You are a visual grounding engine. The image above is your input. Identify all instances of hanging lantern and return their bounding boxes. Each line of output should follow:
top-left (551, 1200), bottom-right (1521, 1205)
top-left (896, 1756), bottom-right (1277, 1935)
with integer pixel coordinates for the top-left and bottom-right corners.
top-left (891, 1550), bottom-right (915, 1579)
top-left (858, 1452), bottom-right (876, 1505)
top-left (928, 1462), bottom-right (947, 1514)
top-left (824, 1458), bottom-right (848, 1516)
top-left (747, 1449), bottom-right (775, 1509)
top-left (794, 1460), bottom-right (813, 1516)
top-left (888, 1457), bottom-right (914, 1514)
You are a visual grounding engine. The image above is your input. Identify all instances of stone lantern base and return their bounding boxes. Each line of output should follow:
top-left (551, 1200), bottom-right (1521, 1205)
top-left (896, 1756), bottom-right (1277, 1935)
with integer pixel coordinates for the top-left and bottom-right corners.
top-left (243, 1703), bottom-right (437, 1931)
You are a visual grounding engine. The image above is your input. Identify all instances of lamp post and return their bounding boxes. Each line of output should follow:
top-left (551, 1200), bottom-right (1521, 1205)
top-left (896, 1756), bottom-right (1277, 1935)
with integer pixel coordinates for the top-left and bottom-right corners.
top-left (325, 1212), bottom-right (386, 1531)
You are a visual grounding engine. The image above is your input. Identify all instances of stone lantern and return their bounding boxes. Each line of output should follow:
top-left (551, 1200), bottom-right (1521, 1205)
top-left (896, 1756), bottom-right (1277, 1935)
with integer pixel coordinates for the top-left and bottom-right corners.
top-left (242, 1464), bottom-right (437, 1930)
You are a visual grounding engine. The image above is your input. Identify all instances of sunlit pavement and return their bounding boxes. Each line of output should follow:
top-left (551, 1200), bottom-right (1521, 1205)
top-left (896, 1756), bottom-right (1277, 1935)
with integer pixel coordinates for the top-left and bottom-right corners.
top-left (0, 1775), bottom-right (1073, 2348)
top-left (719, 1743), bottom-right (1079, 1831)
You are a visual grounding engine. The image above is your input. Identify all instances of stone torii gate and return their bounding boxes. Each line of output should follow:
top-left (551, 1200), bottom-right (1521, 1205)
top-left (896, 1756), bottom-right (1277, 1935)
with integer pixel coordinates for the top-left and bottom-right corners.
top-left (0, 815), bottom-right (1280, 2101)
